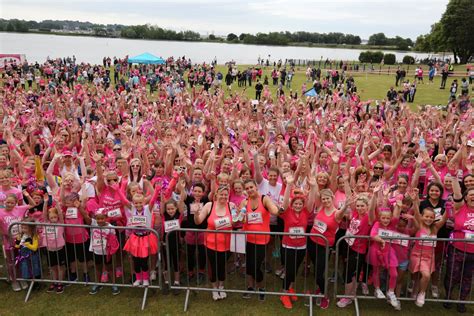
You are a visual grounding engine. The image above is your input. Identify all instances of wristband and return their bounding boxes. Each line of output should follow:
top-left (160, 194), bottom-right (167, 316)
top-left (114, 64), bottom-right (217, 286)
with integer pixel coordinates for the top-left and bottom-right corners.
top-left (453, 196), bottom-right (464, 203)
top-left (49, 142), bottom-right (55, 148)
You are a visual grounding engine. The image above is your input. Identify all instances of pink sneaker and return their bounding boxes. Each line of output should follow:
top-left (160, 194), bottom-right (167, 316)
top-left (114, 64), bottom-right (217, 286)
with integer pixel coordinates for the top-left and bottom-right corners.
top-left (115, 267), bottom-right (123, 278)
top-left (100, 272), bottom-right (108, 283)
top-left (320, 297), bottom-right (330, 309)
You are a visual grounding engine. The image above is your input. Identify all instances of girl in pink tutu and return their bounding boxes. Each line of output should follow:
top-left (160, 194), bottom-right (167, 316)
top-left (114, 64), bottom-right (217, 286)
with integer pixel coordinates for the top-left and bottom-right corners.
top-left (408, 188), bottom-right (447, 307)
top-left (367, 202), bottom-right (402, 309)
top-left (123, 193), bottom-right (159, 287)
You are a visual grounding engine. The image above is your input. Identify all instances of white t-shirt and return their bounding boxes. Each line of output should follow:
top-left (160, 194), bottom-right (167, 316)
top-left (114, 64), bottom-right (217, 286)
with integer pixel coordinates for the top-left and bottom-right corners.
top-left (89, 219), bottom-right (115, 255)
top-left (257, 179), bottom-right (282, 225)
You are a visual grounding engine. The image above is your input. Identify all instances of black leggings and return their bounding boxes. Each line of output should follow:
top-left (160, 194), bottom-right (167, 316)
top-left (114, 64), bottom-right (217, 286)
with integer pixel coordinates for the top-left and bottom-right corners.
top-left (344, 248), bottom-right (368, 284)
top-left (162, 243), bottom-right (180, 273)
top-left (282, 247), bottom-right (306, 290)
top-left (206, 248), bottom-right (228, 283)
top-left (187, 244), bottom-right (206, 272)
top-left (307, 238), bottom-right (328, 294)
top-left (133, 256), bottom-right (149, 273)
top-left (246, 242), bottom-right (266, 283)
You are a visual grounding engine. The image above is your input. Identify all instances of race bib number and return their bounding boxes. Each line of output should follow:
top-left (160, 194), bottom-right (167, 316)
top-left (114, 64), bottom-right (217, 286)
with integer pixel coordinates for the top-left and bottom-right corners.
top-left (465, 232), bottom-right (474, 240)
top-left (92, 234), bottom-right (106, 249)
top-left (131, 216), bottom-right (147, 226)
top-left (313, 220), bottom-right (327, 234)
top-left (107, 208), bottom-right (122, 218)
top-left (164, 219), bottom-right (180, 233)
top-left (379, 229), bottom-right (392, 238)
top-left (420, 234), bottom-right (437, 247)
top-left (247, 212), bottom-right (263, 224)
top-left (66, 207), bottom-right (78, 219)
top-left (214, 216), bottom-right (231, 230)
top-left (345, 230), bottom-right (355, 246)
top-left (45, 226), bottom-right (57, 236)
top-left (289, 226), bottom-right (305, 239)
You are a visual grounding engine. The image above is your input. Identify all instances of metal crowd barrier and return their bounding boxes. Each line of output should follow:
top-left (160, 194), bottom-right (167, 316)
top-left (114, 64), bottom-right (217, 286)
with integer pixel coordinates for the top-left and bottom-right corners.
top-left (165, 228), bottom-right (329, 315)
top-left (7, 222), bottom-right (162, 310)
top-left (334, 235), bottom-right (474, 316)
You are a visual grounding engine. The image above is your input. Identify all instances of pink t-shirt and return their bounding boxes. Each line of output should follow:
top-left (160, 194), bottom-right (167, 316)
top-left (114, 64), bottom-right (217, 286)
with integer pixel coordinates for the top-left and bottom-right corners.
top-left (43, 223), bottom-right (65, 251)
top-left (0, 205), bottom-right (29, 244)
top-left (62, 206), bottom-right (89, 244)
top-left (346, 211), bottom-right (371, 254)
top-left (452, 204), bottom-right (474, 254)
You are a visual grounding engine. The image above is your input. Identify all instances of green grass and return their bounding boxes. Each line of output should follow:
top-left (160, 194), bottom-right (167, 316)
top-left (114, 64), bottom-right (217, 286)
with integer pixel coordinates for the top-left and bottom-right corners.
top-left (204, 64), bottom-right (469, 110)
top-left (0, 274), bottom-right (466, 316)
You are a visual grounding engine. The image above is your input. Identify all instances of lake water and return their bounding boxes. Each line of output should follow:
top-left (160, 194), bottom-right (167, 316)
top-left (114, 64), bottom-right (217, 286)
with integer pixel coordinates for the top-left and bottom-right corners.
top-left (1, 32), bottom-right (438, 65)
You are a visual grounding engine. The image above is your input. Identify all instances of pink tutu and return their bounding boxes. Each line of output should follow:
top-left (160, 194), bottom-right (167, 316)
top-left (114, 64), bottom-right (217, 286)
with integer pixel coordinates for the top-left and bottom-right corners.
top-left (124, 233), bottom-right (158, 258)
top-left (409, 248), bottom-right (435, 273)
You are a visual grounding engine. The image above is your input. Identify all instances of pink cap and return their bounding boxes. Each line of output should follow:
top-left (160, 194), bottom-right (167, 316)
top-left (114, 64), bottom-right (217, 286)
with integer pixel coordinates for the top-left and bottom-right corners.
top-left (62, 150), bottom-right (73, 157)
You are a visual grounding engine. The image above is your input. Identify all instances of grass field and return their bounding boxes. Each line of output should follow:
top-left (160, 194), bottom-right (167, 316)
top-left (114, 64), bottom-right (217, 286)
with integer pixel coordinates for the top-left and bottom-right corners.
top-left (204, 64), bottom-right (471, 110)
top-left (0, 273), bottom-right (467, 316)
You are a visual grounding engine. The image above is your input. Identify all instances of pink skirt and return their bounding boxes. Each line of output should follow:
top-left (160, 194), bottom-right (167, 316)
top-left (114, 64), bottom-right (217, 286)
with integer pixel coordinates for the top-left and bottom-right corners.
top-left (124, 233), bottom-right (158, 258)
top-left (409, 248), bottom-right (435, 273)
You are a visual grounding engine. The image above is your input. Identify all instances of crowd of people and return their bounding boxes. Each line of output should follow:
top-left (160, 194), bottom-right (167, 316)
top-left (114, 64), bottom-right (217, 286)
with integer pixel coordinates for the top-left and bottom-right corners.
top-left (0, 55), bottom-right (473, 313)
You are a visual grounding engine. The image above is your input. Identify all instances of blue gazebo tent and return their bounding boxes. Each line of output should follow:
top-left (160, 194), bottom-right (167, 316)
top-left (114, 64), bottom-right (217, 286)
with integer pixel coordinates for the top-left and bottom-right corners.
top-left (304, 88), bottom-right (318, 97)
top-left (128, 52), bottom-right (165, 65)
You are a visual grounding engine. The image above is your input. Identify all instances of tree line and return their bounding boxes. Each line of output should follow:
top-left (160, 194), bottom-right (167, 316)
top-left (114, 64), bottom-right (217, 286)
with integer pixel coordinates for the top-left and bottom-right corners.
top-left (414, 0), bottom-right (473, 64)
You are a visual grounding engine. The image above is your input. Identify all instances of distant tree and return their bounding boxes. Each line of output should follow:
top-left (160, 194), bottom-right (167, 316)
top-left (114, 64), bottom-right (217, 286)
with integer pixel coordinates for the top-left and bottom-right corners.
top-left (227, 33), bottom-right (238, 41)
top-left (402, 55), bottom-right (415, 64)
top-left (208, 34), bottom-right (216, 40)
top-left (383, 53), bottom-right (396, 65)
top-left (6, 22), bottom-right (14, 32)
top-left (368, 33), bottom-right (388, 45)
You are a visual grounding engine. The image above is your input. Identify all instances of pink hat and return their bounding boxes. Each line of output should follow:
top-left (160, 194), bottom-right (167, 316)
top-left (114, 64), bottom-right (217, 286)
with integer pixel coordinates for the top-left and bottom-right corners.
top-left (62, 150), bottom-right (73, 157)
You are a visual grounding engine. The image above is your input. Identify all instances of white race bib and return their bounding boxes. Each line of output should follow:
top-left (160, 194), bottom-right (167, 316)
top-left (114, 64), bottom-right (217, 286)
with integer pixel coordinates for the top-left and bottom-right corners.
top-left (45, 226), bottom-right (57, 236)
top-left (420, 234), bottom-right (437, 247)
top-left (289, 226), bottom-right (305, 239)
top-left (107, 208), bottom-right (122, 218)
top-left (465, 232), bottom-right (474, 240)
top-left (313, 220), bottom-right (327, 234)
top-left (66, 207), bottom-right (78, 219)
top-left (345, 230), bottom-right (355, 246)
top-left (215, 216), bottom-right (231, 230)
top-left (379, 229), bottom-right (393, 238)
top-left (92, 233), bottom-right (106, 249)
top-left (247, 212), bottom-right (263, 224)
top-left (131, 215), bottom-right (147, 226)
top-left (164, 219), bottom-right (180, 233)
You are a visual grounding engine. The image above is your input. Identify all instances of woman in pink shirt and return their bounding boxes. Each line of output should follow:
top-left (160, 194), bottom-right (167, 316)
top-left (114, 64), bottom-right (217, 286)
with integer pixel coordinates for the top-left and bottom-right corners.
top-left (444, 175), bottom-right (474, 313)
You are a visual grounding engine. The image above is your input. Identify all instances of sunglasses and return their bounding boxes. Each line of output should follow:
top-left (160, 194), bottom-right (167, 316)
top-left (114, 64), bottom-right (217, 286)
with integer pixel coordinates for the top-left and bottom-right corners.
top-left (250, 141), bottom-right (258, 145)
top-left (374, 166), bottom-right (384, 170)
top-left (131, 165), bottom-right (140, 168)
top-left (107, 178), bottom-right (118, 183)
top-left (113, 148), bottom-right (121, 151)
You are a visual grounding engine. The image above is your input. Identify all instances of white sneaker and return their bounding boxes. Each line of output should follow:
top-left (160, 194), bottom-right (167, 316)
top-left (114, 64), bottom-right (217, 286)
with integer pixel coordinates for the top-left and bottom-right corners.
top-left (133, 280), bottom-right (142, 287)
top-left (280, 272), bottom-right (286, 280)
top-left (374, 288), bottom-right (386, 299)
top-left (336, 298), bottom-right (353, 308)
top-left (387, 291), bottom-right (399, 308)
top-left (275, 267), bottom-right (284, 277)
top-left (150, 271), bottom-right (157, 281)
top-left (218, 286), bottom-right (227, 299)
top-left (360, 283), bottom-right (369, 295)
top-left (11, 282), bottom-right (21, 292)
top-left (415, 292), bottom-right (425, 307)
top-left (431, 285), bottom-right (439, 298)
top-left (142, 279), bottom-right (149, 287)
top-left (20, 281), bottom-right (29, 290)
top-left (212, 290), bottom-right (221, 301)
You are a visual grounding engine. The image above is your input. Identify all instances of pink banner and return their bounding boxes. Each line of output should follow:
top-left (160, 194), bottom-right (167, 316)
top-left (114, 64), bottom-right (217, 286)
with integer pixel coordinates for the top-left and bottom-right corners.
top-left (0, 54), bottom-right (26, 69)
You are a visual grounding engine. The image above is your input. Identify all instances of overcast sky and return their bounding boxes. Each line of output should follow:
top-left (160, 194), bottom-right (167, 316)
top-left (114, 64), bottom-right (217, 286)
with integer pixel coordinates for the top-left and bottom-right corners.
top-left (2, 0), bottom-right (450, 39)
